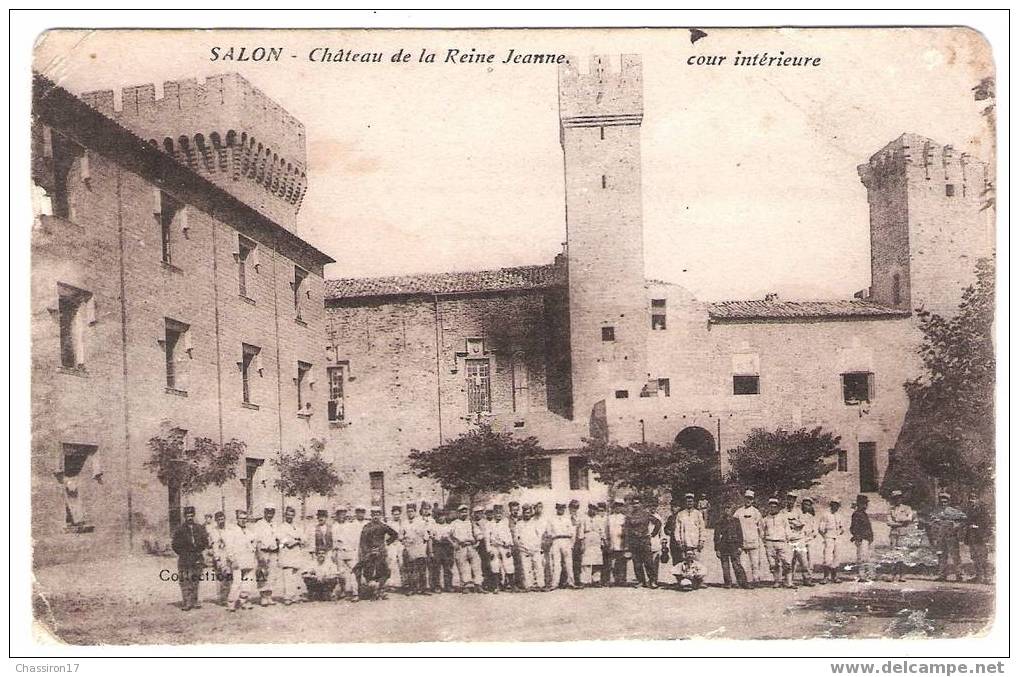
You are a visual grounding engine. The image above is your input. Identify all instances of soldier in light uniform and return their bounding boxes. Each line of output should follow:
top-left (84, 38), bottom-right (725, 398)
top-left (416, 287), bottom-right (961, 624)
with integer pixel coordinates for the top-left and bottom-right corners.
top-left (533, 501), bottom-right (552, 587)
top-left (386, 505), bottom-right (406, 593)
top-left (418, 501), bottom-right (439, 591)
top-left (568, 499), bottom-right (584, 585)
top-left (673, 493), bottom-right (706, 561)
top-left (209, 510), bottom-right (233, 605)
top-left (798, 496), bottom-right (818, 586)
top-left (578, 503), bottom-right (606, 586)
top-left (251, 504), bottom-right (281, 605)
top-left (485, 505), bottom-right (515, 591)
top-left (546, 502), bottom-right (578, 589)
top-left (332, 506), bottom-right (360, 601)
top-left (817, 499), bottom-right (846, 583)
top-left (603, 499), bottom-right (628, 585)
top-left (733, 490), bottom-right (764, 585)
top-left (277, 506), bottom-right (305, 604)
top-left (781, 493), bottom-right (813, 586)
top-left (512, 504), bottom-right (544, 591)
top-left (222, 509), bottom-right (257, 611)
top-left (401, 502), bottom-right (432, 595)
top-left (886, 489), bottom-right (916, 582)
top-left (761, 497), bottom-right (794, 588)
top-left (449, 504), bottom-right (484, 593)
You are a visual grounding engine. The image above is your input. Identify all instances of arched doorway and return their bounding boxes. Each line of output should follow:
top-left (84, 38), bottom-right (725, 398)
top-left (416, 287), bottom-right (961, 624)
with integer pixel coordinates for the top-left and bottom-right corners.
top-left (674, 426), bottom-right (723, 525)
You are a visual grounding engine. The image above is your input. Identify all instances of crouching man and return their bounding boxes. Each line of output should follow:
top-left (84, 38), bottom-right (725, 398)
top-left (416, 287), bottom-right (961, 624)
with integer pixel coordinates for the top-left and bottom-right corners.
top-left (303, 549), bottom-right (339, 601)
top-left (673, 550), bottom-right (707, 591)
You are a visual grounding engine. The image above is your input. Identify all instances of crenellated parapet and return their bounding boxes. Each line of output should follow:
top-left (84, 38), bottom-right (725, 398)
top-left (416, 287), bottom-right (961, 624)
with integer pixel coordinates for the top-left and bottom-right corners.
top-left (858, 133), bottom-right (990, 195)
top-left (81, 73), bottom-right (307, 231)
top-left (558, 54), bottom-right (643, 133)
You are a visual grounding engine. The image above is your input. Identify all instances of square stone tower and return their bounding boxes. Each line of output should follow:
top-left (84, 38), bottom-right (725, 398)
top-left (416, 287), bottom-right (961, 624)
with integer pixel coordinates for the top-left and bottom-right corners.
top-left (559, 55), bottom-right (648, 424)
top-left (82, 73), bottom-right (307, 232)
top-left (858, 133), bottom-right (993, 316)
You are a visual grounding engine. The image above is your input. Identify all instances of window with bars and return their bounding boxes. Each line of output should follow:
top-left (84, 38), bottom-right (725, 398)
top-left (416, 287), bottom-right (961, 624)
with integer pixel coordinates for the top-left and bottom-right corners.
top-left (327, 364), bottom-right (346, 422)
top-left (466, 358), bottom-right (491, 414)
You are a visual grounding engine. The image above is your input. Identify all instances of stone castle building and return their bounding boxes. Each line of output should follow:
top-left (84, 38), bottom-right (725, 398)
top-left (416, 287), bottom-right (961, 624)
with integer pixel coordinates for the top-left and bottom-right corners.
top-left (30, 55), bottom-right (992, 563)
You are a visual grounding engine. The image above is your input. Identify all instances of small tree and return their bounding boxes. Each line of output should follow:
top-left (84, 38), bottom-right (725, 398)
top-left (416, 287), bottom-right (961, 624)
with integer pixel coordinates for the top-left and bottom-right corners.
top-left (725, 427), bottom-right (841, 500)
top-left (408, 425), bottom-right (547, 507)
top-left (272, 439), bottom-right (342, 516)
top-left (581, 438), bottom-right (719, 502)
top-left (145, 427), bottom-right (245, 530)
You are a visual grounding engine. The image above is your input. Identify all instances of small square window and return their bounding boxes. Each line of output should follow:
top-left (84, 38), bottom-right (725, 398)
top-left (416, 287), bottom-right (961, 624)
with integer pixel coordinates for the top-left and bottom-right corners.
top-left (568, 456), bottom-right (590, 491)
top-left (842, 372), bottom-right (873, 404)
top-left (733, 375), bottom-right (760, 395)
top-left (945, 184), bottom-right (955, 197)
top-left (651, 299), bottom-right (666, 308)
top-left (651, 314), bottom-right (667, 330)
top-left (657, 378), bottom-right (671, 397)
top-left (601, 326), bottom-right (615, 342)
top-left (525, 458), bottom-right (552, 488)
top-left (614, 390), bottom-right (629, 399)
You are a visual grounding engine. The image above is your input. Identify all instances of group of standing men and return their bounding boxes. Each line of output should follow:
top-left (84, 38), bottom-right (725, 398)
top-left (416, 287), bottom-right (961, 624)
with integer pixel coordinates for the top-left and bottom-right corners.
top-left (168, 488), bottom-right (993, 610)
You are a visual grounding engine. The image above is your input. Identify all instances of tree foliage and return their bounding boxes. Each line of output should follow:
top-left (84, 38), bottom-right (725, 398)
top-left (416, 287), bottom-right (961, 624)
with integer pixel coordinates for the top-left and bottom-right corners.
top-left (408, 425), bottom-right (547, 504)
top-left (581, 437), bottom-right (719, 501)
top-left (145, 427), bottom-right (244, 495)
top-left (724, 427), bottom-right (841, 500)
top-left (271, 438), bottom-right (342, 510)
top-left (887, 258), bottom-right (995, 500)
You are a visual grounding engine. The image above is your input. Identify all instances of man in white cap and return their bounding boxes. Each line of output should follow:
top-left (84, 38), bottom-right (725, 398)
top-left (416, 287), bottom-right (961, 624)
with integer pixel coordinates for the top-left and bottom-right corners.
top-left (546, 502), bottom-right (578, 589)
top-left (277, 505), bottom-right (305, 604)
top-left (761, 497), bottom-right (793, 588)
top-left (400, 502), bottom-right (432, 595)
top-left (603, 498), bottom-right (628, 585)
top-left (782, 492), bottom-right (813, 586)
top-left (221, 509), bottom-right (257, 611)
top-left (485, 504), bottom-right (515, 591)
top-left (331, 507), bottom-right (360, 601)
top-left (817, 498), bottom-right (846, 583)
top-left (449, 504), bottom-right (484, 592)
top-left (673, 492), bottom-right (706, 561)
top-left (252, 503), bottom-right (281, 605)
top-left (886, 489), bottom-right (916, 582)
top-left (734, 490), bottom-right (764, 585)
top-left (512, 504), bottom-right (544, 591)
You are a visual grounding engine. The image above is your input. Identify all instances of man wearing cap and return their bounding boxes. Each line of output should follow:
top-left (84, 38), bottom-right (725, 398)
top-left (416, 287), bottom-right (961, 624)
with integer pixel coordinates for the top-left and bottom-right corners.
top-left (577, 503), bottom-right (605, 586)
top-left (532, 501), bottom-right (552, 588)
top-left (385, 505), bottom-right (406, 593)
top-left (473, 507), bottom-right (496, 591)
top-left (603, 499), bottom-right (628, 585)
top-left (963, 493), bottom-right (992, 584)
top-left (568, 499), bottom-right (584, 585)
top-left (251, 504), bottom-right (281, 605)
top-left (546, 502), bottom-right (578, 589)
top-left (171, 506), bottom-right (210, 611)
top-left (817, 499), bottom-right (846, 583)
top-left (210, 510), bottom-right (233, 605)
top-left (927, 492), bottom-right (965, 582)
top-left (401, 503), bottom-right (431, 595)
top-left (333, 507), bottom-right (361, 600)
top-left (486, 505), bottom-right (515, 591)
top-left (673, 493), bottom-right (706, 562)
top-left (357, 506), bottom-right (400, 599)
top-left (886, 490), bottom-right (916, 583)
top-left (850, 494), bottom-right (875, 582)
top-left (277, 506), bottom-right (305, 604)
top-left (734, 490), bottom-right (764, 585)
top-left (623, 495), bottom-right (659, 588)
top-left (781, 493), bottom-right (813, 586)
top-left (761, 497), bottom-right (794, 588)
top-left (512, 504), bottom-right (543, 591)
top-left (418, 501), bottom-right (439, 591)
top-left (221, 509), bottom-right (257, 611)
top-left (713, 503), bottom-right (749, 588)
top-left (447, 504), bottom-right (483, 592)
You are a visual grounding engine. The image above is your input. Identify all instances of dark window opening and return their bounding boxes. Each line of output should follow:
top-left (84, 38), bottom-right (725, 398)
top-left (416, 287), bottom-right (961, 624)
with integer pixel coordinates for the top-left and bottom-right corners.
top-left (651, 298), bottom-right (666, 308)
top-left (525, 458), bottom-right (552, 489)
top-left (837, 450), bottom-right (848, 472)
top-left (293, 266), bottom-right (308, 319)
top-left (237, 236), bottom-right (255, 297)
top-left (241, 344), bottom-right (260, 404)
top-left (61, 443), bottom-right (96, 528)
top-left (164, 318), bottom-right (189, 391)
top-left (614, 390), bottom-right (629, 399)
top-left (601, 326), bottom-right (615, 342)
top-left (157, 191), bottom-right (183, 266)
top-left (58, 284), bottom-right (92, 369)
top-left (733, 375), bottom-right (760, 395)
top-left (297, 361), bottom-right (312, 412)
top-left (47, 134), bottom-right (83, 220)
top-left (242, 457), bottom-right (264, 515)
top-left (842, 372), bottom-right (873, 404)
top-left (859, 442), bottom-right (878, 492)
top-left (945, 184), bottom-right (955, 197)
top-left (601, 174), bottom-right (607, 189)
top-left (568, 456), bottom-right (590, 491)
top-left (466, 358), bottom-right (491, 414)
top-left (651, 314), bottom-right (667, 330)
top-left (657, 378), bottom-right (671, 397)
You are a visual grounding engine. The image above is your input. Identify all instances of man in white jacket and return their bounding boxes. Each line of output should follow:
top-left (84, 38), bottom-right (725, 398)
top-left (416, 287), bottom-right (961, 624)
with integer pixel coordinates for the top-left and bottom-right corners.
top-left (817, 498), bottom-right (846, 583)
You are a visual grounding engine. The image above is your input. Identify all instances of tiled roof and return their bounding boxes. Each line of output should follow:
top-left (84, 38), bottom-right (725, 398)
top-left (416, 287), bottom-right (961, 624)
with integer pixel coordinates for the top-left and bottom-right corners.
top-left (326, 263), bottom-right (563, 300)
top-left (708, 299), bottom-right (909, 321)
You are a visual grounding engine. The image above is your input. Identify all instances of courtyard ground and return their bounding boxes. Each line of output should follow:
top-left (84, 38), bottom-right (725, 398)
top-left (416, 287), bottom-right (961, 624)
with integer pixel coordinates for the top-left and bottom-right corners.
top-left (33, 553), bottom-right (993, 645)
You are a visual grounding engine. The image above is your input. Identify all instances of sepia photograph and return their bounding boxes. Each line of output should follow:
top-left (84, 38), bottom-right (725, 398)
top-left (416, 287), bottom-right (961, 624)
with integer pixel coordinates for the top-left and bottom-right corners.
top-left (20, 19), bottom-right (1002, 653)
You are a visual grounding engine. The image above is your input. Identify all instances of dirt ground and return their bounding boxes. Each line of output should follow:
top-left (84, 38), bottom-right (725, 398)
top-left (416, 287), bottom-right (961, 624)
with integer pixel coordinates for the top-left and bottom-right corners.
top-left (33, 553), bottom-right (993, 645)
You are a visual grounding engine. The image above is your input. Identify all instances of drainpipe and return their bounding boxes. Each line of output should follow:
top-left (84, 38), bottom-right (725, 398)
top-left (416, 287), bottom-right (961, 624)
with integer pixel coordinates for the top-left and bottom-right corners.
top-left (433, 294), bottom-right (443, 446)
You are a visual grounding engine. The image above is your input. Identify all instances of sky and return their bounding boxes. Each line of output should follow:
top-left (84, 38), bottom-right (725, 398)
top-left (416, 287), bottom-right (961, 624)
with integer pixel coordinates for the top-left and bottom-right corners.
top-left (33, 28), bottom-right (994, 301)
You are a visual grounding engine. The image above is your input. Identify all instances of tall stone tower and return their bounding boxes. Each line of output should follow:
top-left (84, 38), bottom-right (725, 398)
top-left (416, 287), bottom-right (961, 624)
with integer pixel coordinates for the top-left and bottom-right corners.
top-left (82, 73), bottom-right (307, 232)
top-left (858, 133), bottom-right (993, 316)
top-left (559, 55), bottom-right (648, 423)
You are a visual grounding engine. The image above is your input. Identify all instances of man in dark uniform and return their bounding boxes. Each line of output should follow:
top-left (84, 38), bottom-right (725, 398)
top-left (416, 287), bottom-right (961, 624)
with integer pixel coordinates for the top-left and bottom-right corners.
top-left (664, 496), bottom-right (683, 567)
top-left (356, 506), bottom-right (400, 600)
top-left (172, 505), bottom-right (210, 611)
top-left (623, 495), bottom-right (659, 588)
top-left (964, 493), bottom-right (992, 584)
